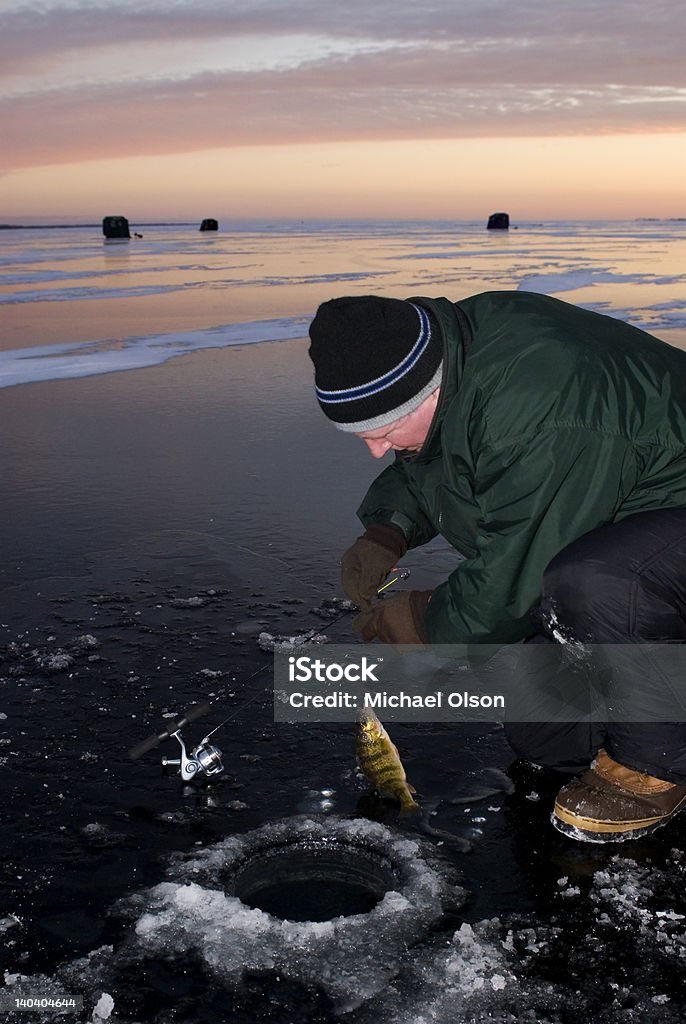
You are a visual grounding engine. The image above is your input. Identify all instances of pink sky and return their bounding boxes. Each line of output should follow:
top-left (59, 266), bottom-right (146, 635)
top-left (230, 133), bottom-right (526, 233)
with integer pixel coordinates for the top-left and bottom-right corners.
top-left (1, 0), bottom-right (685, 220)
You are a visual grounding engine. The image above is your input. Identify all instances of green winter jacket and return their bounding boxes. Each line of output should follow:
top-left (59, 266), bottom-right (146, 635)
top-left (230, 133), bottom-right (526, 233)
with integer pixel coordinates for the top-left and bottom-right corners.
top-left (357, 291), bottom-right (686, 644)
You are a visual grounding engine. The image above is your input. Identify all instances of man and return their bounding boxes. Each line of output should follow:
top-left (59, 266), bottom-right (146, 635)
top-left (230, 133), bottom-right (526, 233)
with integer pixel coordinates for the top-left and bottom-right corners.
top-left (308, 291), bottom-right (686, 842)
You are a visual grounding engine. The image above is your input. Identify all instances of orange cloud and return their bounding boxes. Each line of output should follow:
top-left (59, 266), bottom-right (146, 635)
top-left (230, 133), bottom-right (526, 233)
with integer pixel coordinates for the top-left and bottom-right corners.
top-left (2, 1), bottom-right (684, 218)
top-left (1, 1), bottom-right (684, 173)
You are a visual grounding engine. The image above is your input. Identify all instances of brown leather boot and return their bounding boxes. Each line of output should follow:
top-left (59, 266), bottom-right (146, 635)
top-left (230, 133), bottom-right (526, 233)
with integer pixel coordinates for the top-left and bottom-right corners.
top-left (552, 749), bottom-right (686, 842)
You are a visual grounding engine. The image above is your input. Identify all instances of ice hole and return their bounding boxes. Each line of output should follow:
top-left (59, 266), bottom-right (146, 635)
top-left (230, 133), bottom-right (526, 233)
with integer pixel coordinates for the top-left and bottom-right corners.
top-left (133, 817), bottom-right (464, 1011)
top-left (229, 835), bottom-right (401, 921)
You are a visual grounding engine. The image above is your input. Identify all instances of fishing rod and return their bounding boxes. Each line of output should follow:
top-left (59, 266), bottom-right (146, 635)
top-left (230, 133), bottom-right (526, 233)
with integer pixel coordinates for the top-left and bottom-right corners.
top-left (128, 568), bottom-right (411, 782)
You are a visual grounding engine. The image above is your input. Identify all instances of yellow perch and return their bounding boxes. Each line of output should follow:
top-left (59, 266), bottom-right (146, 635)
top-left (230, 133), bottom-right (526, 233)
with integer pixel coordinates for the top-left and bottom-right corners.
top-left (356, 707), bottom-right (420, 814)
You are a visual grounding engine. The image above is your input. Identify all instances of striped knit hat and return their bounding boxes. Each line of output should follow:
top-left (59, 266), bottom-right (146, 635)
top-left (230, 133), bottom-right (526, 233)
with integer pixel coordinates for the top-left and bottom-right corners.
top-left (308, 296), bottom-right (442, 432)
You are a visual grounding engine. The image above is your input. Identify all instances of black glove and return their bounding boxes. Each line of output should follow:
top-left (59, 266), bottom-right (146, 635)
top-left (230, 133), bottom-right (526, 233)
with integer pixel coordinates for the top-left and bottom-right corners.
top-left (352, 590), bottom-right (433, 644)
top-left (340, 524), bottom-right (408, 609)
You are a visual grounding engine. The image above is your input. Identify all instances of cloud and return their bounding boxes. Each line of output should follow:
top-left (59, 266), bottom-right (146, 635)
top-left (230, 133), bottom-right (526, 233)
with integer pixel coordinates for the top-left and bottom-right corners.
top-left (1, 0), bottom-right (684, 171)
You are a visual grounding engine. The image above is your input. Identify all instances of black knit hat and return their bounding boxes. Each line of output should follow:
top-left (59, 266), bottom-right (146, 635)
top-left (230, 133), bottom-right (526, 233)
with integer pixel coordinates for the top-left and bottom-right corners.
top-left (308, 296), bottom-right (442, 432)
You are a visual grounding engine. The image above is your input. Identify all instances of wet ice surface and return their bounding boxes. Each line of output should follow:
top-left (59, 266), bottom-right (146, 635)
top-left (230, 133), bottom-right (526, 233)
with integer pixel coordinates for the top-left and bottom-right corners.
top-left (2, 219), bottom-right (686, 387)
top-left (2, 221), bottom-right (686, 1021)
top-left (2, 509), bottom-right (686, 1021)
top-left (4, 817), bottom-right (686, 1022)
top-left (257, 597), bottom-right (357, 651)
top-left (2, 572), bottom-right (686, 1024)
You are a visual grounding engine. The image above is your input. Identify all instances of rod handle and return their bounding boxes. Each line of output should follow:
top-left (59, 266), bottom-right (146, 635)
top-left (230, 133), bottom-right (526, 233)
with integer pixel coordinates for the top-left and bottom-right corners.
top-left (128, 732), bottom-right (165, 761)
top-left (128, 702), bottom-right (211, 761)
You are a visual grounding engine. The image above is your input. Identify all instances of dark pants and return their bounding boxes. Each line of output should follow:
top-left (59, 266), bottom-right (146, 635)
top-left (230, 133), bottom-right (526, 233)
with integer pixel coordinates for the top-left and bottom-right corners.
top-left (504, 508), bottom-right (686, 783)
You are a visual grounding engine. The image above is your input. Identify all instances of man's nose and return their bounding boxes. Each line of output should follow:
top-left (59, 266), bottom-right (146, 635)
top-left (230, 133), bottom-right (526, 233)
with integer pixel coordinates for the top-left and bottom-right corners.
top-left (364, 437), bottom-right (392, 458)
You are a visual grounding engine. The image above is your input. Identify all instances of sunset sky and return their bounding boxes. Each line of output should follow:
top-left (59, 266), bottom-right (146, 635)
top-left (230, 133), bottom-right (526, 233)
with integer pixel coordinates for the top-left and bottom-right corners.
top-left (1, 0), bottom-right (685, 221)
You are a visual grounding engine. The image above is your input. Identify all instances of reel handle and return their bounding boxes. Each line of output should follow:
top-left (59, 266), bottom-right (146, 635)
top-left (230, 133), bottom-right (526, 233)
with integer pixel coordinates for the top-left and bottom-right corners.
top-left (128, 701), bottom-right (211, 761)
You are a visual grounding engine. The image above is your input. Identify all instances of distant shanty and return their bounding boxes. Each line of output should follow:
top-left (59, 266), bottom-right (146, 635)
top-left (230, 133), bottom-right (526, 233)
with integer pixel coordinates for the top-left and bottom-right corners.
top-left (101, 215), bottom-right (219, 240)
top-left (97, 215), bottom-right (508, 238)
top-left (487, 212), bottom-right (510, 229)
top-left (102, 215), bottom-right (130, 239)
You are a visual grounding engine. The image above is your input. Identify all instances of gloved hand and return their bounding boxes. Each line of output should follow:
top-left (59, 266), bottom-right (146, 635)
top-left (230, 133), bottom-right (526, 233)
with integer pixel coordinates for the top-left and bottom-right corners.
top-left (341, 524), bottom-right (408, 609)
top-left (352, 591), bottom-right (433, 645)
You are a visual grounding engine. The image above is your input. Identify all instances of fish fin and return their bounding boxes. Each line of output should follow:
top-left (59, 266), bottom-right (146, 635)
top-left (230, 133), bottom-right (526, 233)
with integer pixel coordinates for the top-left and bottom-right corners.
top-left (398, 789), bottom-right (421, 815)
top-left (407, 783), bottom-right (417, 794)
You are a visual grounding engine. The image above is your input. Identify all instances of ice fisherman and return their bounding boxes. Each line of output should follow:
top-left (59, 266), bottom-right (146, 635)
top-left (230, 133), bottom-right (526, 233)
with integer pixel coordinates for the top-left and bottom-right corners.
top-left (308, 292), bottom-right (686, 842)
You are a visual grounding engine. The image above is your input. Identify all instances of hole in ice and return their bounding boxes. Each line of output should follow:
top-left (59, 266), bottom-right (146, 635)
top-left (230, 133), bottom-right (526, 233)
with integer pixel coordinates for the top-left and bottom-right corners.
top-left (230, 835), bottom-right (400, 921)
top-left (133, 816), bottom-right (465, 1011)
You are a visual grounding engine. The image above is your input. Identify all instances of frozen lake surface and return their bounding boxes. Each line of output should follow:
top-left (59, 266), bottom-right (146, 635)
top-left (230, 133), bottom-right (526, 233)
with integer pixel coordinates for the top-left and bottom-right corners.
top-left (1, 219), bottom-right (686, 1022)
top-left (2, 218), bottom-right (686, 387)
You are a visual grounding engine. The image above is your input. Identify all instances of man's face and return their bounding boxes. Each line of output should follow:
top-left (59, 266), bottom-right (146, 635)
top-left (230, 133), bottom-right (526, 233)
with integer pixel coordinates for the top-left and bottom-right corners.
top-left (354, 390), bottom-right (440, 458)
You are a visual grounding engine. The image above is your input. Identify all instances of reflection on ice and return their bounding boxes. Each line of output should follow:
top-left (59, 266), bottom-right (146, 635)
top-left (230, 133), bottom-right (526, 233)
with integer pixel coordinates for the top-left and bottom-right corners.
top-left (297, 786), bottom-right (339, 814)
top-left (3, 219), bottom-right (686, 393)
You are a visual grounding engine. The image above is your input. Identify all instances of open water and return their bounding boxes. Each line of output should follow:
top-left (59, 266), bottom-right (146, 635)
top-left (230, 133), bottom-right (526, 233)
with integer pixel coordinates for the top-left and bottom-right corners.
top-left (1, 219), bottom-right (686, 1022)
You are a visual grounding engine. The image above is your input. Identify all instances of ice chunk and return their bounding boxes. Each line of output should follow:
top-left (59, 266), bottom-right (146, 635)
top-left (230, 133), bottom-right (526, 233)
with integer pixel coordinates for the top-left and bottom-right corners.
top-left (354, 917), bottom-right (519, 1023)
top-left (257, 630), bottom-right (328, 652)
top-left (310, 597), bottom-right (357, 619)
top-left (72, 634), bottom-right (100, 651)
top-left (35, 650), bottom-right (74, 673)
top-left (92, 992), bottom-right (115, 1020)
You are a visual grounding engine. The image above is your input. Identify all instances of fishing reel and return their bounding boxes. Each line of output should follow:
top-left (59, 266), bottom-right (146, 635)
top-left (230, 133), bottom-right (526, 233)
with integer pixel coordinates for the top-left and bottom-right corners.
top-left (128, 703), bottom-right (224, 783)
top-left (161, 730), bottom-right (224, 782)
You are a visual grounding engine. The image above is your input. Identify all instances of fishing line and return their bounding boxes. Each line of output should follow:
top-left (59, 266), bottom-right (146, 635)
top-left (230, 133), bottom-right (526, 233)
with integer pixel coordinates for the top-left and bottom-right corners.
top-left (235, 543), bottom-right (323, 594)
top-left (201, 602), bottom-right (356, 741)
